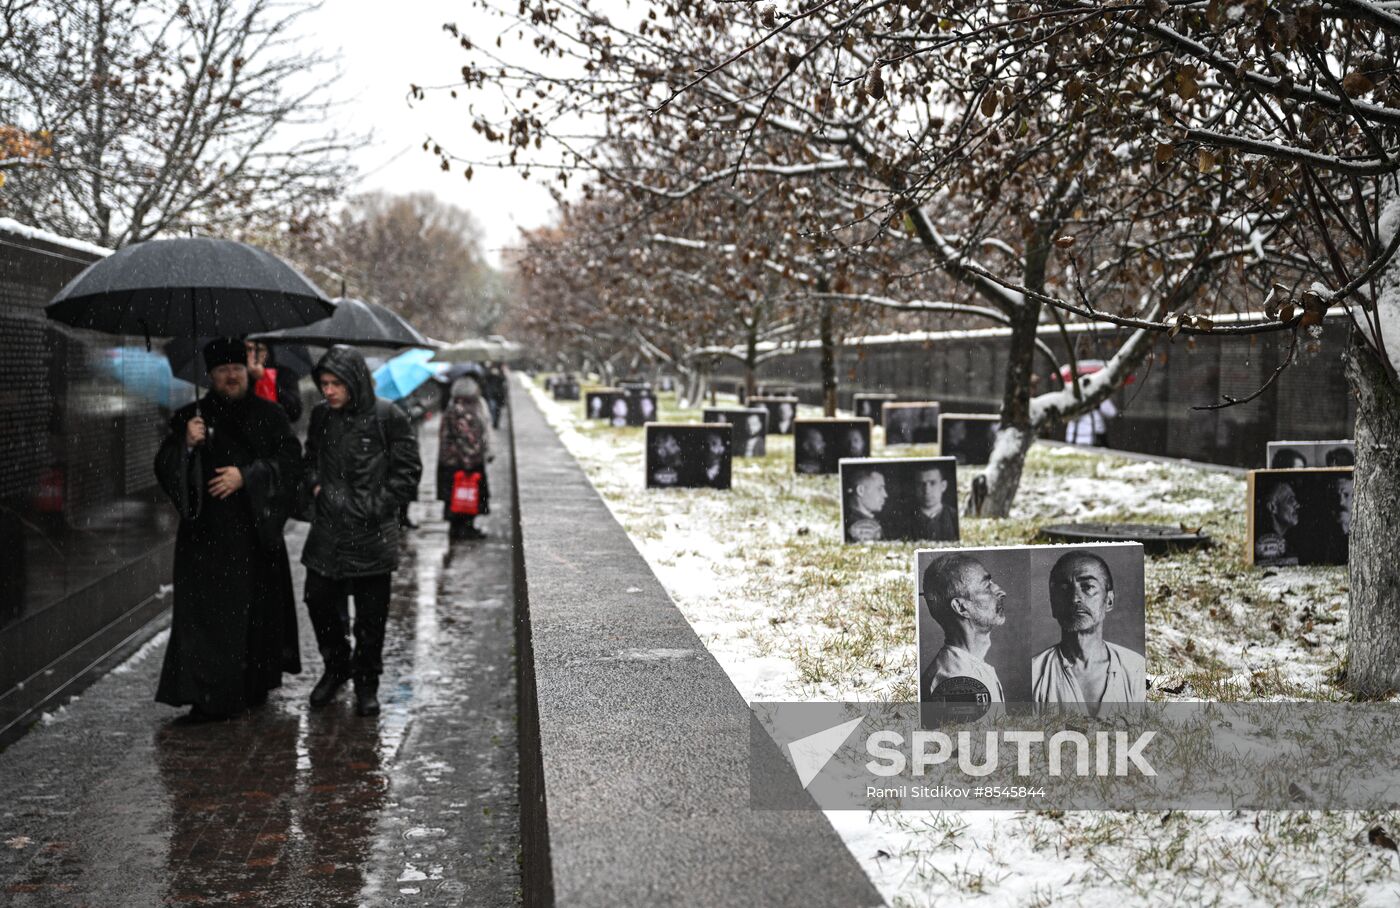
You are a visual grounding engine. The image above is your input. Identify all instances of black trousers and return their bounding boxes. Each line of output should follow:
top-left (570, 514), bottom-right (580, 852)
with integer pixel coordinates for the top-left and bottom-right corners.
top-left (304, 569), bottom-right (391, 683)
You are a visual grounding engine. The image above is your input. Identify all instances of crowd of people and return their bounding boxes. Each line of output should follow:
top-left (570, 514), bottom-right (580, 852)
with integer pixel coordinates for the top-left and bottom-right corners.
top-left (154, 338), bottom-right (507, 723)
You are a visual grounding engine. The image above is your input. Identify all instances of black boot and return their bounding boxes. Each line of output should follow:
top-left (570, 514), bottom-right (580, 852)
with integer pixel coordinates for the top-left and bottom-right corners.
top-left (354, 678), bottom-right (380, 717)
top-left (309, 667), bottom-right (350, 708)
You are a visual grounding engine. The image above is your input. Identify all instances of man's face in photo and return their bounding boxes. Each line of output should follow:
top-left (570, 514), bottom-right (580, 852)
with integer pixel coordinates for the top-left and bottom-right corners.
top-left (915, 468), bottom-right (948, 511)
top-left (1332, 477), bottom-right (1354, 532)
top-left (952, 560), bottom-right (1006, 630)
top-left (654, 433), bottom-right (681, 466)
top-left (745, 414), bottom-right (763, 437)
top-left (800, 428), bottom-right (825, 459)
top-left (1267, 483), bottom-right (1300, 532)
top-left (854, 472), bottom-right (887, 514)
top-left (703, 433), bottom-right (725, 464)
top-left (1049, 555), bottom-right (1114, 634)
top-left (210, 363), bottom-right (249, 400)
top-left (845, 428), bottom-right (867, 456)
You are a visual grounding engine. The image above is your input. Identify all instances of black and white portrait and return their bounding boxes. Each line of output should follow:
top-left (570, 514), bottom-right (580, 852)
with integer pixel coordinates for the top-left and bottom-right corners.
top-left (751, 396), bottom-right (799, 435)
top-left (883, 402), bottom-right (941, 446)
top-left (793, 418), bottom-right (872, 475)
top-left (839, 458), bottom-right (959, 543)
top-left (623, 391), bottom-right (658, 427)
top-left (939, 414), bottom-right (1000, 465)
top-left (1248, 467), bottom-right (1352, 567)
top-left (1025, 545), bottom-right (1147, 708)
top-left (916, 543), bottom-right (1145, 708)
top-left (552, 378), bottom-right (580, 401)
top-left (585, 389), bottom-right (622, 420)
top-left (645, 424), bottom-right (733, 490)
top-left (853, 393), bottom-right (898, 423)
top-left (1266, 439), bottom-right (1355, 469)
top-left (703, 407), bottom-right (768, 457)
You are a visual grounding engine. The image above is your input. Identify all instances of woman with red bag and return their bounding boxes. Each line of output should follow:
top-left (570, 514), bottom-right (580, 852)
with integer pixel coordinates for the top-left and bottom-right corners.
top-left (437, 374), bottom-right (494, 540)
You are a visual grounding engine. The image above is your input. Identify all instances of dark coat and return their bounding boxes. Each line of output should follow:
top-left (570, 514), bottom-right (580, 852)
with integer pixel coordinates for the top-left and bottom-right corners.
top-left (153, 389), bottom-right (302, 714)
top-left (436, 391), bottom-right (493, 515)
top-left (300, 345), bottom-right (422, 578)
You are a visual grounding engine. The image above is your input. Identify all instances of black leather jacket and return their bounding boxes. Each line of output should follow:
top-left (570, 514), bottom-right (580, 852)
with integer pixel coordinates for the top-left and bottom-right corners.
top-left (300, 345), bottom-right (422, 578)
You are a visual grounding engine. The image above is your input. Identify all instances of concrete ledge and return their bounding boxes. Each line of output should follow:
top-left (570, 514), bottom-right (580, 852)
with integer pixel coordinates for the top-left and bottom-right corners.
top-left (510, 388), bottom-right (883, 907)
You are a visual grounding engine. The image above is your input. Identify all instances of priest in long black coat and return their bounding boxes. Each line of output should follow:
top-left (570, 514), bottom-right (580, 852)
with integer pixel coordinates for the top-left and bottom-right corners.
top-left (153, 338), bottom-right (303, 719)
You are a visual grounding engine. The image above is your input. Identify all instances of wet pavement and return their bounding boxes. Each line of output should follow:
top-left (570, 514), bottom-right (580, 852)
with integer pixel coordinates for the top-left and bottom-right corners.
top-left (0, 414), bottom-right (520, 906)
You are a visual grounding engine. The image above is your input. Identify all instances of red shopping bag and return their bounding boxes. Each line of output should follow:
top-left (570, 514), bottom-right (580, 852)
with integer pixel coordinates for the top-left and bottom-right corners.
top-left (450, 470), bottom-right (481, 515)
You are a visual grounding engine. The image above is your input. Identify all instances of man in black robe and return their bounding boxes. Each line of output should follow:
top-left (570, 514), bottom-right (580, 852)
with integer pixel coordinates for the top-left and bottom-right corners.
top-left (153, 337), bottom-right (302, 720)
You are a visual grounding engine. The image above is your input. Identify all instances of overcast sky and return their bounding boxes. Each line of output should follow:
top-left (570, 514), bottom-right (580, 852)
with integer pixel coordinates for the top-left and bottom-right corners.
top-left (301, 1), bottom-right (562, 266)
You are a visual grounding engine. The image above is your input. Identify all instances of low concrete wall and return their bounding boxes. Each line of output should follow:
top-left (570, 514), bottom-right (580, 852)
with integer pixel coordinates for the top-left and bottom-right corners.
top-left (510, 387), bottom-right (883, 907)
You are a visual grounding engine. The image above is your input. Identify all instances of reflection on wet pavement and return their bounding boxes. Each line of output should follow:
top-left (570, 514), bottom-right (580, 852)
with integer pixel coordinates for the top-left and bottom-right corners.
top-left (0, 415), bottom-right (520, 906)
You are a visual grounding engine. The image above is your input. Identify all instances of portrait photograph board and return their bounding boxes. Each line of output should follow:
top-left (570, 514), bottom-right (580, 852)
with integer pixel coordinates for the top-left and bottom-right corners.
top-left (853, 392), bottom-right (899, 423)
top-left (1266, 439), bottom-right (1356, 469)
top-left (584, 388), bottom-right (623, 420)
top-left (793, 418), bottom-right (873, 475)
top-left (751, 396), bottom-right (800, 435)
top-left (838, 457), bottom-right (959, 544)
top-left (619, 391), bottom-right (658, 427)
top-left (939, 413), bottom-right (1001, 465)
top-left (915, 543), bottom-right (1146, 707)
top-left (882, 402), bottom-right (941, 446)
top-left (553, 379), bottom-right (580, 401)
top-left (645, 423), bottom-right (734, 490)
top-left (702, 407), bottom-right (768, 457)
top-left (1247, 467), bottom-right (1353, 567)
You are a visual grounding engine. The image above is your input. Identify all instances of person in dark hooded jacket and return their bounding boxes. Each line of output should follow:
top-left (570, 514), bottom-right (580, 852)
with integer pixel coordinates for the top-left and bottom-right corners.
top-left (300, 345), bottom-right (422, 716)
top-left (153, 337), bottom-right (302, 721)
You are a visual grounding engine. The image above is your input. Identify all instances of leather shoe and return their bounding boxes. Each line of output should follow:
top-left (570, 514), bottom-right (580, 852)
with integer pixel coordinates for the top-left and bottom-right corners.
top-left (309, 668), bottom-right (350, 708)
top-left (354, 682), bottom-right (380, 717)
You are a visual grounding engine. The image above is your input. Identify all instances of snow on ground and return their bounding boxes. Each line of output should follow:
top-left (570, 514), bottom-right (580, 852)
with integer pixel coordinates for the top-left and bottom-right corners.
top-left (525, 377), bottom-right (1400, 907)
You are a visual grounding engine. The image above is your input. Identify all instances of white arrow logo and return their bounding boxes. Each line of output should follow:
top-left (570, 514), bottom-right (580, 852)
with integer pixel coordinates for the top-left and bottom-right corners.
top-left (786, 716), bottom-right (865, 789)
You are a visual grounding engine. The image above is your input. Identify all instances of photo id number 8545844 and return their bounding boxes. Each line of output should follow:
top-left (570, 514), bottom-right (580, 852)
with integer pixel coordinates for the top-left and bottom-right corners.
top-left (974, 786), bottom-right (1046, 799)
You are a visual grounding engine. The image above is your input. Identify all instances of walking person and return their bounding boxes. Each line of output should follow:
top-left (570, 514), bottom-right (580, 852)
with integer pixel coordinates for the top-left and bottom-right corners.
top-left (483, 362), bottom-right (508, 429)
top-left (153, 338), bottom-right (303, 721)
top-left (300, 345), bottom-right (422, 716)
top-left (244, 339), bottom-right (304, 423)
top-left (437, 374), bottom-right (494, 540)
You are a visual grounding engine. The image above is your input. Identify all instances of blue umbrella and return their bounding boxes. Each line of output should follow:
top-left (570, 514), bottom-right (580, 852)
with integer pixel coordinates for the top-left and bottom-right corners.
top-left (372, 348), bottom-right (446, 401)
top-left (99, 345), bottom-right (194, 408)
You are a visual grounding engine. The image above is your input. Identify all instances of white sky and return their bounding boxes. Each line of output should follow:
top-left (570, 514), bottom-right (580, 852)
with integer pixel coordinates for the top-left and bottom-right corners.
top-left (301, 1), bottom-right (563, 266)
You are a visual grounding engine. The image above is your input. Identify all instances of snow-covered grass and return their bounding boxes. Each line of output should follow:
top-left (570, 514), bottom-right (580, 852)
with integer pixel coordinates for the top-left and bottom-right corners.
top-left (526, 377), bottom-right (1400, 907)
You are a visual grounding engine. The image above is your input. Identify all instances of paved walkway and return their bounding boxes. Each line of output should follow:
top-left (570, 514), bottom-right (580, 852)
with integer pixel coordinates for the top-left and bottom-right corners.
top-left (0, 414), bottom-right (520, 906)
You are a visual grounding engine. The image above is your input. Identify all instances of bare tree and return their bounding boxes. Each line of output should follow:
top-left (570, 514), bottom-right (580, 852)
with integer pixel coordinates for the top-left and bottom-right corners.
top-left (282, 191), bottom-right (507, 341)
top-left (0, 0), bottom-right (354, 246)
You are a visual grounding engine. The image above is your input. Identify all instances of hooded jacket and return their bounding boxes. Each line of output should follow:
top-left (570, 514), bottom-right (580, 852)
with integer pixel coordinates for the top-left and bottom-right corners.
top-left (300, 345), bottom-right (422, 577)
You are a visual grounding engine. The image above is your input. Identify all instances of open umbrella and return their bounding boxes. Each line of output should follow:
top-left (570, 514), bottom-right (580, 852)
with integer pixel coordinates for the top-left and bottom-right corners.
top-left (252, 297), bottom-right (433, 349)
top-left (46, 237), bottom-right (334, 338)
top-left (372, 348), bottom-right (447, 401)
top-left (163, 335), bottom-right (314, 386)
top-left (46, 236), bottom-right (333, 436)
top-left (431, 335), bottom-right (523, 364)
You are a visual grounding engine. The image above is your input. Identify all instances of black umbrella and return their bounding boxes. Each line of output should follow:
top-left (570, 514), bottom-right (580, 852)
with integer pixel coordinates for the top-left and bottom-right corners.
top-left (251, 297), bottom-right (433, 349)
top-left (46, 237), bottom-right (335, 338)
top-left (164, 335), bottom-right (315, 386)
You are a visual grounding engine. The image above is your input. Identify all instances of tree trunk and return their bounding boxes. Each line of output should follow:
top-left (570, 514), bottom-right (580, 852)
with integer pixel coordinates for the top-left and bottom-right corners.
top-left (1345, 338), bottom-right (1400, 695)
top-left (819, 293), bottom-right (838, 416)
top-left (976, 281), bottom-right (1045, 518)
top-left (744, 328), bottom-right (759, 400)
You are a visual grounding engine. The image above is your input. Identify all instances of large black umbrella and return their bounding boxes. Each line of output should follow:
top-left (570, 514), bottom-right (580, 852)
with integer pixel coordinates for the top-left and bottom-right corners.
top-left (46, 237), bottom-right (335, 337)
top-left (251, 297), bottom-right (433, 349)
top-left (163, 335), bottom-right (315, 386)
